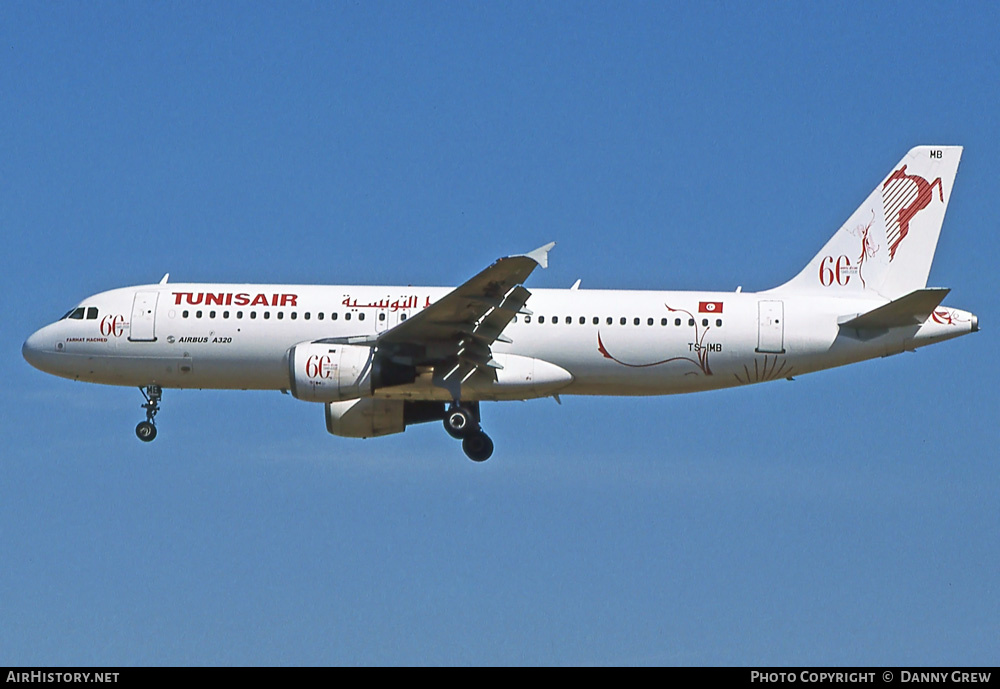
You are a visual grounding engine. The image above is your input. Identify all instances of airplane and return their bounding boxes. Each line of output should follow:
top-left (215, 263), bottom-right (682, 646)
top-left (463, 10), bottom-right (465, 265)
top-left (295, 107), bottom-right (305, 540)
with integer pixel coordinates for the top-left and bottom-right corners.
top-left (23, 145), bottom-right (977, 462)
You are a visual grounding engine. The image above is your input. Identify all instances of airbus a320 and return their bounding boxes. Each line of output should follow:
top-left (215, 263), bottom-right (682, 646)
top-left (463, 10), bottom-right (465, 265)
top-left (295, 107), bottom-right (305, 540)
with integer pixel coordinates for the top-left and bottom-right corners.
top-left (23, 146), bottom-right (977, 461)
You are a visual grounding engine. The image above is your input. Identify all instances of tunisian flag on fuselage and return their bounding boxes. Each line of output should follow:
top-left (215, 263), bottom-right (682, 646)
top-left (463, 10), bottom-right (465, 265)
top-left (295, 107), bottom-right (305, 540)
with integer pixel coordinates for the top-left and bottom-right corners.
top-left (698, 301), bottom-right (723, 314)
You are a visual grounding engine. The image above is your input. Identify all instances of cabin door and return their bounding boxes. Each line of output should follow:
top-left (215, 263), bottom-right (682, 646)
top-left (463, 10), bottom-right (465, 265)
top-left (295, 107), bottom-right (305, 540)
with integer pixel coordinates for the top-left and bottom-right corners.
top-left (129, 291), bottom-right (159, 342)
top-left (756, 300), bottom-right (785, 354)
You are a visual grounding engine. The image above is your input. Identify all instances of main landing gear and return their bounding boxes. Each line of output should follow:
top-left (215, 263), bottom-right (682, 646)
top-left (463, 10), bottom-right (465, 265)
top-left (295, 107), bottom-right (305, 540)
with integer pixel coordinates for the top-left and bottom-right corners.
top-left (135, 384), bottom-right (162, 442)
top-left (443, 401), bottom-right (494, 462)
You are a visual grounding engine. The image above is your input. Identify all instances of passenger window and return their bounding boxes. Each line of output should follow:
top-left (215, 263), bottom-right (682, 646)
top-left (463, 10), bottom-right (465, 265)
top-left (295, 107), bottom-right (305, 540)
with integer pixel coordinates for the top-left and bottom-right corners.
top-left (607, 317), bottom-right (613, 325)
top-left (647, 318), bottom-right (654, 326)
top-left (210, 311), bottom-right (217, 319)
top-left (196, 311), bottom-right (203, 318)
top-left (304, 312), bottom-right (310, 320)
top-left (702, 318), bottom-right (708, 326)
top-left (277, 312), bottom-right (284, 320)
top-left (661, 318), bottom-right (667, 326)
top-left (86, 307), bottom-right (98, 320)
top-left (675, 318), bottom-right (681, 326)
top-left (345, 313), bottom-right (351, 321)
top-left (332, 313), bottom-right (338, 320)
top-left (620, 317), bottom-right (626, 325)
top-left (264, 312), bottom-right (270, 319)
top-left (182, 310), bottom-right (189, 318)
top-left (317, 313), bottom-right (323, 320)
top-left (539, 316), bottom-right (545, 324)
top-left (593, 317), bottom-right (599, 325)
top-left (716, 319), bottom-right (722, 327)
top-left (358, 313), bottom-right (365, 321)
top-left (566, 316), bottom-right (572, 324)
top-left (379, 313), bottom-right (385, 322)
top-left (524, 315), bottom-right (532, 323)
top-left (400, 314), bottom-right (407, 321)
top-left (250, 311), bottom-right (257, 319)
top-left (291, 312), bottom-right (297, 320)
top-left (688, 318), bottom-right (694, 326)
top-left (633, 317), bottom-right (640, 326)
top-left (223, 311), bottom-right (229, 319)
top-left (237, 311), bottom-right (243, 319)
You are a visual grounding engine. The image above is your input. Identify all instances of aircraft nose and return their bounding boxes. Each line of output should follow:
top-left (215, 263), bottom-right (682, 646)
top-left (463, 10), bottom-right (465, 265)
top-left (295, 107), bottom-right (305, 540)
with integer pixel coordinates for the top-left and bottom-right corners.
top-left (22, 328), bottom-right (51, 371)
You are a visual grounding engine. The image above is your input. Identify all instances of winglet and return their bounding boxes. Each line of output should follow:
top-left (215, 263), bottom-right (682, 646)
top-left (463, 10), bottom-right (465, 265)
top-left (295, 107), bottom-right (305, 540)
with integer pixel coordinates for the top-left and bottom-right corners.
top-left (159, 273), bottom-right (170, 284)
top-left (521, 242), bottom-right (556, 269)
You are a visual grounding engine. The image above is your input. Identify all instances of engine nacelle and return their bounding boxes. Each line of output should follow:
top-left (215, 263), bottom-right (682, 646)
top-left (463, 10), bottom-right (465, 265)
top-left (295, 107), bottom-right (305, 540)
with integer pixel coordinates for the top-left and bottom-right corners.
top-left (325, 398), bottom-right (404, 438)
top-left (325, 399), bottom-right (446, 438)
top-left (288, 342), bottom-right (375, 402)
top-left (288, 341), bottom-right (417, 403)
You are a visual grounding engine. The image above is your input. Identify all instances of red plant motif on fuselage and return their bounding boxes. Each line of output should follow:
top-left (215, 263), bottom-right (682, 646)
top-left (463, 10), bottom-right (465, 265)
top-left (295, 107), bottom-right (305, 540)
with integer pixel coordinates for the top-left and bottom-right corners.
top-left (733, 355), bottom-right (794, 385)
top-left (596, 304), bottom-right (712, 375)
top-left (882, 165), bottom-right (943, 261)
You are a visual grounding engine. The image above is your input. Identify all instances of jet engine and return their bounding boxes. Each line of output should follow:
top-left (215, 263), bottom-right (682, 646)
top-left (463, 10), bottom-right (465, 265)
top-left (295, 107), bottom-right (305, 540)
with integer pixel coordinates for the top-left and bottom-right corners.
top-left (288, 342), bottom-right (415, 403)
top-left (326, 398), bottom-right (447, 438)
top-left (325, 398), bottom-right (404, 437)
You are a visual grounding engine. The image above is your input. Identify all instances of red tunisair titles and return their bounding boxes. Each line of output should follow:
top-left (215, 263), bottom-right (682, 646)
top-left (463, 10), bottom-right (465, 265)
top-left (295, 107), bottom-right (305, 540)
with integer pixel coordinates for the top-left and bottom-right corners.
top-left (172, 292), bottom-right (299, 307)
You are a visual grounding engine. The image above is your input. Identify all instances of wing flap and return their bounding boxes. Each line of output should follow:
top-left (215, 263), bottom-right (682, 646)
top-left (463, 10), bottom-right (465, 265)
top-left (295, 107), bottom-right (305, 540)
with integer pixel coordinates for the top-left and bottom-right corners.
top-left (468, 285), bottom-right (531, 345)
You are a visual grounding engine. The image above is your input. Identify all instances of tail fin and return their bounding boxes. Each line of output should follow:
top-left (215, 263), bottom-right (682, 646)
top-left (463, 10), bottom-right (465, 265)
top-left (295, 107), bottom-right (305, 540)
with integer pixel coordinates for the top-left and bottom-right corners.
top-left (772, 145), bottom-right (962, 299)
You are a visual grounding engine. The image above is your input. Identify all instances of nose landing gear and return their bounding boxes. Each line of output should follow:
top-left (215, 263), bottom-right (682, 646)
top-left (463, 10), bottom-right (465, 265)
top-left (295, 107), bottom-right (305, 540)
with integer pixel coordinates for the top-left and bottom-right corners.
top-left (443, 401), bottom-right (494, 462)
top-left (135, 385), bottom-right (162, 442)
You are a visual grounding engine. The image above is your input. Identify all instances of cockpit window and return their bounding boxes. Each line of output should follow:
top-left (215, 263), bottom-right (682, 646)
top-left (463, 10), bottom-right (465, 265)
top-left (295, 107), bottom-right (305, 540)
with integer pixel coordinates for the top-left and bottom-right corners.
top-left (61, 306), bottom-right (98, 320)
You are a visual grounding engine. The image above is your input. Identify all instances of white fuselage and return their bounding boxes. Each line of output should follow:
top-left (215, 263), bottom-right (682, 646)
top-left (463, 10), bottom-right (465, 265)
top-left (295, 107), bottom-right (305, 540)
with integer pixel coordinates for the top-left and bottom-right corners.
top-left (20, 147), bottom-right (977, 459)
top-left (22, 282), bottom-right (976, 401)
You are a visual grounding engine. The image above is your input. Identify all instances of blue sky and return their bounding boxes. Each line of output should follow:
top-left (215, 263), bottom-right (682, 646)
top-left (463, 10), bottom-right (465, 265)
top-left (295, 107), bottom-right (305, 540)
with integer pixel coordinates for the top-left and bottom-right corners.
top-left (2, 2), bottom-right (997, 665)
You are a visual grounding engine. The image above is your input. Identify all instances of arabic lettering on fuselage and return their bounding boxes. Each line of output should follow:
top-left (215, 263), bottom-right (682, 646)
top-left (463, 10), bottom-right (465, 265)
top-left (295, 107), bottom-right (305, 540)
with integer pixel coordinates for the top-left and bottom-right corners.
top-left (341, 295), bottom-right (431, 312)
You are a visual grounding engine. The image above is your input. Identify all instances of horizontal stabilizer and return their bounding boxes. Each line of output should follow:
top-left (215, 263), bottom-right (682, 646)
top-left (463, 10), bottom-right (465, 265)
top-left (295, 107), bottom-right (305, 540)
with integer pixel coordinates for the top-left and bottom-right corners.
top-left (838, 288), bottom-right (950, 330)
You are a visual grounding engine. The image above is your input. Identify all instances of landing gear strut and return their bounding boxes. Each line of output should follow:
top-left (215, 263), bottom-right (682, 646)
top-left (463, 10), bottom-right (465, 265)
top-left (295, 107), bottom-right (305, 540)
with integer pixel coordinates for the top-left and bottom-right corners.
top-left (443, 401), bottom-right (494, 462)
top-left (135, 385), bottom-right (162, 442)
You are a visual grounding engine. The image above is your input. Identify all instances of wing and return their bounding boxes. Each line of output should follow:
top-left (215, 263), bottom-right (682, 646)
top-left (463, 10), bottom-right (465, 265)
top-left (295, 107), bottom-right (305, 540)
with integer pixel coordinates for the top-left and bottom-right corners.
top-left (321, 242), bottom-right (554, 400)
